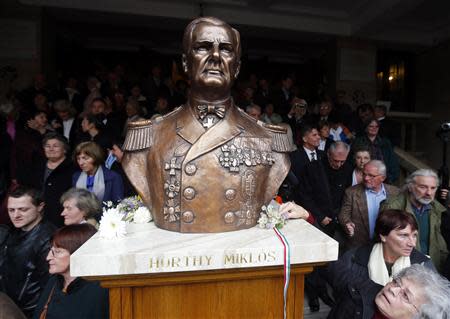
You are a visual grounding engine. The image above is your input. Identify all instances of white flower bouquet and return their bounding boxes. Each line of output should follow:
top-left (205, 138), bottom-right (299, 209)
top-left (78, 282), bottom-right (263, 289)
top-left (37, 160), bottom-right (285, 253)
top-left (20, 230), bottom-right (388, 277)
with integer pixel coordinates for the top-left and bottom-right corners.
top-left (257, 203), bottom-right (287, 229)
top-left (98, 196), bottom-right (153, 239)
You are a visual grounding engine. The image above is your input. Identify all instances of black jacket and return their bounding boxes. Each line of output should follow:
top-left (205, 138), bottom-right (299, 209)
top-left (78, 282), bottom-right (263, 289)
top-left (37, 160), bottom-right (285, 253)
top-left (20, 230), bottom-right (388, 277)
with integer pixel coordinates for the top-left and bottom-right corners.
top-left (326, 244), bottom-right (435, 319)
top-left (0, 221), bottom-right (56, 318)
top-left (33, 276), bottom-right (109, 319)
top-left (296, 155), bottom-right (352, 224)
top-left (28, 158), bottom-right (76, 227)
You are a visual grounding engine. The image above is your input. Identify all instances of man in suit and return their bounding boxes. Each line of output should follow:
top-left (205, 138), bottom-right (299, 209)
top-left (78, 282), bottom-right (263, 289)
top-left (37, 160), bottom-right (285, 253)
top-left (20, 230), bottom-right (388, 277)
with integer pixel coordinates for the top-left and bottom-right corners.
top-left (295, 141), bottom-right (352, 311)
top-left (297, 141), bottom-right (353, 236)
top-left (338, 160), bottom-right (399, 249)
top-left (122, 17), bottom-right (290, 233)
top-left (290, 124), bottom-right (323, 180)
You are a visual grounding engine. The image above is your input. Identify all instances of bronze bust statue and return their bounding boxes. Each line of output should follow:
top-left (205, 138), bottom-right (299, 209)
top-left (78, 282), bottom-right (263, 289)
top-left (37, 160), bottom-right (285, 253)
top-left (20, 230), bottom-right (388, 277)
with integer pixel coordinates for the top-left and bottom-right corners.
top-left (122, 17), bottom-right (290, 233)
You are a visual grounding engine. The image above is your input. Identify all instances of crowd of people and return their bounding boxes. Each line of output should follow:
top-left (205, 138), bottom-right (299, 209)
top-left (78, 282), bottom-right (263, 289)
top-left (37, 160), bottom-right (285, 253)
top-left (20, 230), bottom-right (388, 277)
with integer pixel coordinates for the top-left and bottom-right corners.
top-left (0, 64), bottom-right (449, 318)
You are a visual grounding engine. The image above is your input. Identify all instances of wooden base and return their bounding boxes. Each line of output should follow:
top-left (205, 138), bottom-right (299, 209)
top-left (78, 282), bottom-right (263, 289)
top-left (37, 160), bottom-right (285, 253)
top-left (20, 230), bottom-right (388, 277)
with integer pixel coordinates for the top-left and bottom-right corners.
top-left (89, 263), bottom-right (322, 319)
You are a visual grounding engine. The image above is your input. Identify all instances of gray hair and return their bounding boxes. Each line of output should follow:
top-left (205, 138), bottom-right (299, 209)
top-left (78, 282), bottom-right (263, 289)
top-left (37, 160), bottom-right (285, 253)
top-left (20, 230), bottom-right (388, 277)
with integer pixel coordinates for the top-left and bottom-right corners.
top-left (60, 188), bottom-right (101, 219)
top-left (394, 264), bottom-right (450, 318)
top-left (245, 104), bottom-right (261, 114)
top-left (53, 99), bottom-right (76, 117)
top-left (365, 160), bottom-right (387, 177)
top-left (328, 141), bottom-right (350, 155)
top-left (405, 169), bottom-right (439, 190)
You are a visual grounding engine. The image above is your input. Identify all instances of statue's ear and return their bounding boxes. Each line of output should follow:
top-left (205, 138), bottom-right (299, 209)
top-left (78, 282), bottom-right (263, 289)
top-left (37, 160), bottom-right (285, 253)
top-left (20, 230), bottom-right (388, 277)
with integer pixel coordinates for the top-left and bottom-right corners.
top-left (234, 60), bottom-right (241, 79)
top-left (182, 54), bottom-right (188, 74)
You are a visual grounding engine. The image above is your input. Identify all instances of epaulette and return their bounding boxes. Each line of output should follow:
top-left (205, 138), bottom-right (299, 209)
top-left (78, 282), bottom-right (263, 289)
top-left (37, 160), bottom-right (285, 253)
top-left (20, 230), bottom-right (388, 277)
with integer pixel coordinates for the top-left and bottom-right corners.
top-left (260, 123), bottom-right (292, 153)
top-left (122, 119), bottom-right (153, 151)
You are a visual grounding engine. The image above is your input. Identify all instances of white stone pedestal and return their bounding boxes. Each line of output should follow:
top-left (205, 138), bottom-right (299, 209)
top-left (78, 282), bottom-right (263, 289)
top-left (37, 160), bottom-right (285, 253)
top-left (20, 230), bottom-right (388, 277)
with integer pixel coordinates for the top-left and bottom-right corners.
top-left (71, 219), bottom-right (338, 277)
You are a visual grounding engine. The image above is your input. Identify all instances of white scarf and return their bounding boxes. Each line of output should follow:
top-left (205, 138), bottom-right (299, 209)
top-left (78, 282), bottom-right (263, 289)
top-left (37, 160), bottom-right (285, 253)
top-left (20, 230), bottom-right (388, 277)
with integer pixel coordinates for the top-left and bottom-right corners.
top-left (368, 243), bottom-right (411, 286)
top-left (76, 166), bottom-right (105, 202)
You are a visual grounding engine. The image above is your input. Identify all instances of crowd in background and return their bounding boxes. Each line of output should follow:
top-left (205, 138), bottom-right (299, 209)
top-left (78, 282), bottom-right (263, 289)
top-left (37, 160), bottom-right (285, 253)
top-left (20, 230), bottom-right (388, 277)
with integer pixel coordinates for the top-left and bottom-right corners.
top-left (0, 62), bottom-right (449, 318)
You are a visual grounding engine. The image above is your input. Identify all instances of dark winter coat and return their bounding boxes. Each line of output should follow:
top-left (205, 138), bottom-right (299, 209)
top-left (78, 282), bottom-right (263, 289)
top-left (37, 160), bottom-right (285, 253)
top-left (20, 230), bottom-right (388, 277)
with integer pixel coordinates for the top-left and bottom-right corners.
top-left (326, 244), bottom-right (435, 319)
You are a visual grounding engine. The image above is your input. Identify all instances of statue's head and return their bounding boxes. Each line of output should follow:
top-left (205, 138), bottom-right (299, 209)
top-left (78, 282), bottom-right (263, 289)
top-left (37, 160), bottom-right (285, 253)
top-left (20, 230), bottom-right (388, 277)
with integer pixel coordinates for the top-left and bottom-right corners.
top-left (182, 17), bottom-right (241, 94)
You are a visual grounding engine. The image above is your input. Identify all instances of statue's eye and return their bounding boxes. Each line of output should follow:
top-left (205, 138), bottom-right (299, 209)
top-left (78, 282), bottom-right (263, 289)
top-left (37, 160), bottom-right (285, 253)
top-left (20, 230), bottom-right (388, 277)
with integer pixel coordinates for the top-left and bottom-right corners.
top-left (220, 44), bottom-right (233, 54)
top-left (194, 42), bottom-right (211, 52)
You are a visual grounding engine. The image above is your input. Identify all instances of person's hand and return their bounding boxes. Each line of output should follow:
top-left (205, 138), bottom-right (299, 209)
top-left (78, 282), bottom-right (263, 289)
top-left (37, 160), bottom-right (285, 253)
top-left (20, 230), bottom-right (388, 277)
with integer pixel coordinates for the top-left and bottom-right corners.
top-left (27, 118), bottom-right (38, 130)
top-left (279, 201), bottom-right (310, 220)
top-left (440, 188), bottom-right (449, 200)
top-left (110, 144), bottom-right (124, 163)
top-left (345, 222), bottom-right (355, 237)
top-left (321, 216), bottom-right (332, 226)
top-left (51, 119), bottom-right (62, 129)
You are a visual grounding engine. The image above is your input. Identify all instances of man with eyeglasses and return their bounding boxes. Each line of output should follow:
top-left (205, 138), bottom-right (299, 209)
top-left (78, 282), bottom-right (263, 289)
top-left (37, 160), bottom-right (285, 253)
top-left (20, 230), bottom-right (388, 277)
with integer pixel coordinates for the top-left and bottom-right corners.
top-left (0, 186), bottom-right (55, 318)
top-left (339, 160), bottom-right (399, 249)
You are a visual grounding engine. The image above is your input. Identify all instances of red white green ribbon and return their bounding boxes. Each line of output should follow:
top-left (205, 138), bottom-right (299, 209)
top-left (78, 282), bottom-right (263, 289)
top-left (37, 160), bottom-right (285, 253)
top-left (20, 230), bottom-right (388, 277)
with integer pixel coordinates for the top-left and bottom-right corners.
top-left (273, 227), bottom-right (291, 319)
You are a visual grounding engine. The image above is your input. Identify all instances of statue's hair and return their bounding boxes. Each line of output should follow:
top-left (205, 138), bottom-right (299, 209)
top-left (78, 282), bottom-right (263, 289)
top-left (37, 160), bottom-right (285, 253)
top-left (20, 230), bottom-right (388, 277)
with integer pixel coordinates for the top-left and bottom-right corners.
top-left (182, 16), bottom-right (241, 59)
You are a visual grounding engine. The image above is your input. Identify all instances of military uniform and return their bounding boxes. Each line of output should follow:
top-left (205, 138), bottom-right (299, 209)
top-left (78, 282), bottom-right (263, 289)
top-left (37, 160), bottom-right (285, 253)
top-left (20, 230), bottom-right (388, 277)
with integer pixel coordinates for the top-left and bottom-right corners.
top-left (122, 104), bottom-right (291, 233)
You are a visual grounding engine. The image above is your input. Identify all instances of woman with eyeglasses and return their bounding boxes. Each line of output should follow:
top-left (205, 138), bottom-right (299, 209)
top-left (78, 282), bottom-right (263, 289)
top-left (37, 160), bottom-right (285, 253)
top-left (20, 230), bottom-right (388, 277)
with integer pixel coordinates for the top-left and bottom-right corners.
top-left (33, 224), bottom-right (109, 319)
top-left (326, 209), bottom-right (436, 319)
top-left (374, 264), bottom-right (450, 318)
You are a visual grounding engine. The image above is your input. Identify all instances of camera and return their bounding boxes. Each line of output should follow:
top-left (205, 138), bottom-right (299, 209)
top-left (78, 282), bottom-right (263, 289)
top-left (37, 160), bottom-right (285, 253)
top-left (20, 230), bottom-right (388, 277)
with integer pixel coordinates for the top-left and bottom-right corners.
top-left (441, 122), bottom-right (450, 131)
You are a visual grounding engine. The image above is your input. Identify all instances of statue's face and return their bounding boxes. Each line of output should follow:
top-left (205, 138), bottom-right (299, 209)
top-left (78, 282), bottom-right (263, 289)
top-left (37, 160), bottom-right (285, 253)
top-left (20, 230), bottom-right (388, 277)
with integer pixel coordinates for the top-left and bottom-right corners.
top-left (183, 23), bottom-right (240, 92)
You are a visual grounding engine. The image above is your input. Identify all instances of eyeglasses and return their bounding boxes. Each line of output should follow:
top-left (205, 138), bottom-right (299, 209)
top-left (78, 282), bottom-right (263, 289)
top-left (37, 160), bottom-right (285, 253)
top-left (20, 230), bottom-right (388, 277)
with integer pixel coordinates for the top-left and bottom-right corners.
top-left (391, 278), bottom-right (419, 313)
top-left (49, 247), bottom-right (68, 257)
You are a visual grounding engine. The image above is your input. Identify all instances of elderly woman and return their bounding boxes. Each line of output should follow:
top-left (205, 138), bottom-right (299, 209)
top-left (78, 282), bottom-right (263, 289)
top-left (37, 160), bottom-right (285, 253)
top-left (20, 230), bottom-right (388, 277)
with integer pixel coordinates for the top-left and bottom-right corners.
top-left (351, 147), bottom-right (372, 185)
top-left (327, 209), bottom-right (435, 319)
top-left (374, 264), bottom-right (450, 319)
top-left (29, 132), bottom-right (75, 227)
top-left (352, 119), bottom-right (399, 183)
top-left (72, 141), bottom-right (124, 204)
top-left (60, 188), bottom-right (101, 227)
top-left (33, 224), bottom-right (109, 319)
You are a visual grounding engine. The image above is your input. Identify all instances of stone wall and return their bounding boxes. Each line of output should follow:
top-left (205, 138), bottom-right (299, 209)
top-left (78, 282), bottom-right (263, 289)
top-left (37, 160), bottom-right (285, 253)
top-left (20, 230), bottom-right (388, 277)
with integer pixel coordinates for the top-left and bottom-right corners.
top-left (415, 40), bottom-right (450, 172)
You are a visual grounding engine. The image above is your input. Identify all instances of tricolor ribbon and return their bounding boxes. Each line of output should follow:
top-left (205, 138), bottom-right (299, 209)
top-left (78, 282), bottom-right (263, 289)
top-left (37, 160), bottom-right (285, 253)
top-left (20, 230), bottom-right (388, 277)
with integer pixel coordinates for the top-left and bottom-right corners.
top-left (273, 227), bottom-right (291, 319)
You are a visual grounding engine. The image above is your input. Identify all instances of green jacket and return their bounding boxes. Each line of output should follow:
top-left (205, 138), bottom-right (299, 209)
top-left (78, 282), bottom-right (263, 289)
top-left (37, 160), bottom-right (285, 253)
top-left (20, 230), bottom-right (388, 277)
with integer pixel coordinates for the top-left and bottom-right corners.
top-left (380, 192), bottom-right (448, 272)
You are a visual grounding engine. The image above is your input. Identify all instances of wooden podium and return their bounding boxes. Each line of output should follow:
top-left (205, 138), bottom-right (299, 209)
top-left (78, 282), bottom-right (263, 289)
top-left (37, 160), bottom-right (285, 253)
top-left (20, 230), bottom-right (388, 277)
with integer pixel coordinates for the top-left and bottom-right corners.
top-left (72, 221), bottom-right (337, 319)
top-left (90, 263), bottom-right (324, 319)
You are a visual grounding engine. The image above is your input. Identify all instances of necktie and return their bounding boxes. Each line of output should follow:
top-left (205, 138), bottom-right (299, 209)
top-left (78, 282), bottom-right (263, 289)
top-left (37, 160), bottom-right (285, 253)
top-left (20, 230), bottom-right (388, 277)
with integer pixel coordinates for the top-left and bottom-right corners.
top-left (310, 151), bottom-right (316, 161)
top-left (197, 104), bottom-right (226, 120)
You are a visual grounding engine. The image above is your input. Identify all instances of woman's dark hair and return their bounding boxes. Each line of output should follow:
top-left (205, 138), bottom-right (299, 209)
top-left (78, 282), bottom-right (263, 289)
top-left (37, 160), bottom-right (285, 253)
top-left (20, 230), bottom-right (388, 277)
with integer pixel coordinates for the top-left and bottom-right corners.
top-left (318, 120), bottom-right (329, 131)
top-left (52, 223), bottom-right (97, 254)
top-left (374, 209), bottom-right (418, 243)
top-left (365, 118), bottom-right (380, 130)
top-left (42, 132), bottom-right (70, 154)
top-left (82, 112), bottom-right (105, 130)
